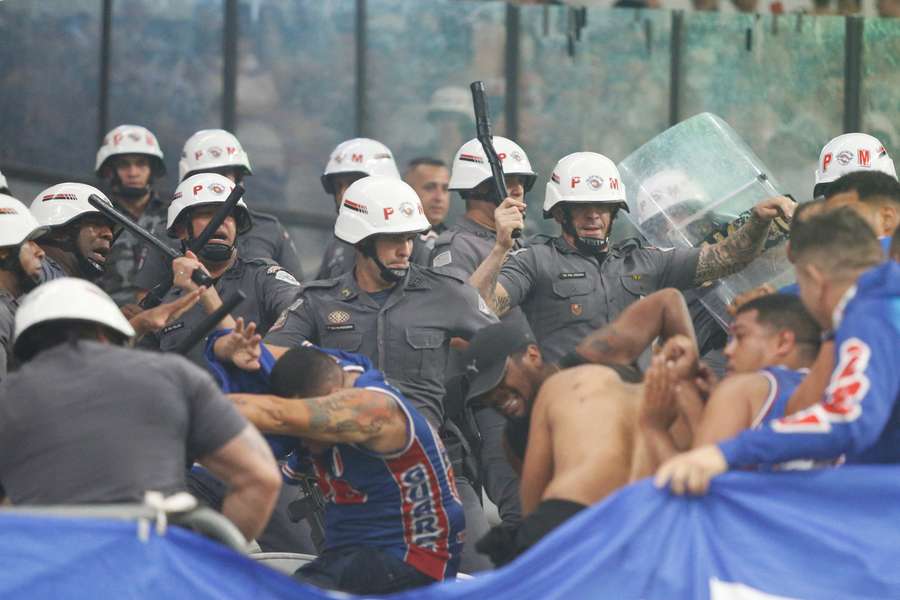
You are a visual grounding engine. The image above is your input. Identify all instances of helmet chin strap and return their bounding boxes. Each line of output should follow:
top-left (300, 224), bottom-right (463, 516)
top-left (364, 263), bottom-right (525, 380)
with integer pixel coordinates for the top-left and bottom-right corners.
top-left (562, 206), bottom-right (613, 256)
top-left (359, 239), bottom-right (407, 283)
top-left (39, 236), bottom-right (105, 280)
top-left (183, 232), bottom-right (235, 264)
top-left (110, 174), bottom-right (151, 200)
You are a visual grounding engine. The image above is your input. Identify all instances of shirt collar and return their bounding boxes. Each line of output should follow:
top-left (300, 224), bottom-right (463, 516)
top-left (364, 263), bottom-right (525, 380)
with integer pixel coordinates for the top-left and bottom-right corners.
top-left (831, 283), bottom-right (858, 330)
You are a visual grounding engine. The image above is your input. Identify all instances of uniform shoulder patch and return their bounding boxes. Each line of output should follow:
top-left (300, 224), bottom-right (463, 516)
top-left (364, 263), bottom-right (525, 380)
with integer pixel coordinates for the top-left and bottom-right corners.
top-left (509, 247), bottom-right (530, 257)
top-left (432, 250), bottom-right (452, 268)
top-left (266, 265), bottom-right (300, 286)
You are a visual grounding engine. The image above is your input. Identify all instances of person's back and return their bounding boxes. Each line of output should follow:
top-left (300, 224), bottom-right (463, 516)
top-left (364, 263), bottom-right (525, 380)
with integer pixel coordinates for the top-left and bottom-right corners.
top-left (0, 341), bottom-right (243, 504)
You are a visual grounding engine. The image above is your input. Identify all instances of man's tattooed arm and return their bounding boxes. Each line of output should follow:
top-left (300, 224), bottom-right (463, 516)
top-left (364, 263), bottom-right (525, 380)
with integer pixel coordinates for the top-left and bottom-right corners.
top-left (693, 214), bottom-right (771, 285)
top-left (575, 289), bottom-right (696, 365)
top-left (230, 390), bottom-right (408, 450)
top-left (469, 244), bottom-right (513, 317)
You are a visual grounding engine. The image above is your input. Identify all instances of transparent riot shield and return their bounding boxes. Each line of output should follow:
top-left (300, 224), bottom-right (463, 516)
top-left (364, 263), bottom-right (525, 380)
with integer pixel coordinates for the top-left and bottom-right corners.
top-left (618, 113), bottom-right (795, 327)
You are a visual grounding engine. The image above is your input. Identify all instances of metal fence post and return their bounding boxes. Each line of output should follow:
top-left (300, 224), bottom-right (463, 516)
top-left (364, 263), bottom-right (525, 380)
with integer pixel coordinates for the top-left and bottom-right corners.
top-left (355, 0), bottom-right (368, 137)
top-left (843, 16), bottom-right (863, 133)
top-left (223, 0), bottom-right (239, 132)
top-left (669, 10), bottom-right (684, 127)
top-left (97, 0), bottom-right (113, 147)
top-left (505, 3), bottom-right (521, 140)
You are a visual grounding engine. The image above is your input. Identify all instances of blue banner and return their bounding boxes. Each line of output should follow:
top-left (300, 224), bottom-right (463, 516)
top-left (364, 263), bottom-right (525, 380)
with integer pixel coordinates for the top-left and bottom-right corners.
top-left (3, 466), bottom-right (900, 599)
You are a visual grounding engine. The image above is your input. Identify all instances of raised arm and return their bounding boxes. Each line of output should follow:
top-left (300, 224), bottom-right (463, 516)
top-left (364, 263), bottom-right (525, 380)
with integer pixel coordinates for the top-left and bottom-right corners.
top-left (230, 388), bottom-right (409, 455)
top-left (693, 196), bottom-right (795, 285)
top-left (468, 197), bottom-right (525, 317)
top-left (575, 288), bottom-right (696, 365)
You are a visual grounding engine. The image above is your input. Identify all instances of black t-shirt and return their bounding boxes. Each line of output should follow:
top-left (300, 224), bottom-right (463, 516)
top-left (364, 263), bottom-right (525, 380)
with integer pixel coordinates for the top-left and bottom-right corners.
top-left (0, 340), bottom-right (247, 504)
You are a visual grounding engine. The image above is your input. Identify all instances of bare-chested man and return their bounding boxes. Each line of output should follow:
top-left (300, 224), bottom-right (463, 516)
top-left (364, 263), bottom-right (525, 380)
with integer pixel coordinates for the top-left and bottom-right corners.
top-left (464, 288), bottom-right (699, 565)
top-left (469, 290), bottom-right (822, 565)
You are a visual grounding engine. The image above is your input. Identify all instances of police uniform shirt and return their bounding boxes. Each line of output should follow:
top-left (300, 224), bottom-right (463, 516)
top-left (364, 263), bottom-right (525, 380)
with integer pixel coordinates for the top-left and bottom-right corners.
top-left (134, 209), bottom-right (303, 293)
top-left (498, 236), bottom-right (701, 363)
top-left (0, 291), bottom-right (16, 382)
top-left (0, 341), bottom-right (247, 505)
top-left (144, 256), bottom-right (301, 371)
top-left (430, 216), bottom-right (534, 349)
top-left (39, 254), bottom-right (74, 281)
top-left (100, 192), bottom-right (169, 306)
top-left (315, 235), bottom-right (357, 280)
top-left (263, 263), bottom-right (499, 427)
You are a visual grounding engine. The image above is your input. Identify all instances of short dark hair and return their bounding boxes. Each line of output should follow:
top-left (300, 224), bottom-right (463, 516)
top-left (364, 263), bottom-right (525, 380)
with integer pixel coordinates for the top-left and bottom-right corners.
top-left (736, 293), bottom-right (821, 357)
top-left (270, 346), bottom-right (342, 398)
top-left (823, 171), bottom-right (900, 206)
top-left (791, 198), bottom-right (826, 229)
top-left (789, 207), bottom-right (883, 276)
top-left (407, 157), bottom-right (446, 170)
top-left (13, 320), bottom-right (127, 362)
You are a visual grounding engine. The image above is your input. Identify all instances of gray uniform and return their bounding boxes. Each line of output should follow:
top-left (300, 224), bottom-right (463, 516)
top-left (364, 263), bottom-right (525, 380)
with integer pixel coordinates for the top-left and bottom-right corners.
top-left (100, 193), bottom-right (169, 306)
top-left (263, 263), bottom-right (498, 428)
top-left (142, 256), bottom-right (301, 372)
top-left (430, 216), bottom-right (528, 532)
top-left (135, 208), bottom-right (304, 292)
top-left (499, 236), bottom-right (701, 363)
top-left (315, 236), bottom-right (357, 280)
top-left (0, 340), bottom-right (247, 504)
top-left (0, 291), bottom-right (16, 382)
top-left (410, 224), bottom-right (447, 267)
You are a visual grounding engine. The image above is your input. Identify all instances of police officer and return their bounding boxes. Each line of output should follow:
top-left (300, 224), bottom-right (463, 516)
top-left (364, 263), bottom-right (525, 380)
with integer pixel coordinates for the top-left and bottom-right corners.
top-left (94, 125), bottom-right (169, 308)
top-left (134, 129), bottom-right (305, 299)
top-left (141, 173), bottom-right (301, 372)
top-left (0, 193), bottom-right (48, 380)
top-left (217, 175), bottom-right (498, 572)
top-left (29, 183), bottom-right (120, 284)
top-left (429, 137), bottom-right (539, 546)
top-left (315, 138), bottom-right (401, 280)
top-left (178, 129), bottom-right (303, 278)
top-left (471, 151), bottom-right (796, 364)
top-left (403, 157), bottom-right (451, 265)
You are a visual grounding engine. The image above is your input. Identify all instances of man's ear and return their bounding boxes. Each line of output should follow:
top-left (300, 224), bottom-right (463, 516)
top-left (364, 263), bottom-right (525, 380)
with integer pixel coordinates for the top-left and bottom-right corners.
top-left (551, 206), bottom-right (565, 225)
top-left (525, 343), bottom-right (543, 366)
top-left (775, 329), bottom-right (796, 359)
top-left (876, 203), bottom-right (898, 238)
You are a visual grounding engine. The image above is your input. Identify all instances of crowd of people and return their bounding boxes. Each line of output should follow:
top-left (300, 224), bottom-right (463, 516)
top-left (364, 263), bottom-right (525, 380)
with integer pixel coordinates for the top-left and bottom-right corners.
top-left (0, 118), bottom-right (898, 595)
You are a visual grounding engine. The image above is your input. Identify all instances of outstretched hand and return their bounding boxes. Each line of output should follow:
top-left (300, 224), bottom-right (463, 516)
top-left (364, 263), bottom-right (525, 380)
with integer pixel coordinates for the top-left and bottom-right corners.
top-left (214, 317), bottom-right (263, 371)
top-left (128, 288), bottom-right (205, 336)
top-left (655, 445), bottom-right (728, 495)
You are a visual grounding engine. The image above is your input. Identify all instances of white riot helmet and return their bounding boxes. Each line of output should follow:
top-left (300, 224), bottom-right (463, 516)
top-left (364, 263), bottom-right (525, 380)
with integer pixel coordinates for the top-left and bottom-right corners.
top-left (13, 277), bottom-right (135, 360)
top-left (167, 173), bottom-right (251, 263)
top-left (30, 183), bottom-right (114, 230)
top-left (814, 133), bottom-right (897, 197)
top-left (321, 138), bottom-right (401, 194)
top-left (30, 183), bottom-right (118, 279)
top-left (179, 129), bottom-right (253, 182)
top-left (543, 152), bottom-right (627, 255)
top-left (0, 169), bottom-right (9, 194)
top-left (335, 176), bottom-right (430, 282)
top-left (95, 124), bottom-right (166, 177)
top-left (448, 137), bottom-right (537, 195)
top-left (0, 194), bottom-right (48, 248)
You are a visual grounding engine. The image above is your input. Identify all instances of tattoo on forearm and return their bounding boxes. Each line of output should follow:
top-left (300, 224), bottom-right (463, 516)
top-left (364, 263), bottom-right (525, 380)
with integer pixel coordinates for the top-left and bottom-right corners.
top-left (694, 215), bottom-right (770, 285)
top-left (307, 389), bottom-right (396, 439)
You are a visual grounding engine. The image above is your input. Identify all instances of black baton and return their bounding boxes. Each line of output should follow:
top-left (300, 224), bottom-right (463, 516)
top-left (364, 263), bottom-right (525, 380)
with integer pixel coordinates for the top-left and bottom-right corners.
top-left (173, 290), bottom-right (246, 355)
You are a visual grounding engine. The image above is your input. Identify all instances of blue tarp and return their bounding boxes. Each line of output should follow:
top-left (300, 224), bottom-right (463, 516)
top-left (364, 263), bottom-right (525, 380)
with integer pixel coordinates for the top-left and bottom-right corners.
top-left (3, 466), bottom-right (900, 599)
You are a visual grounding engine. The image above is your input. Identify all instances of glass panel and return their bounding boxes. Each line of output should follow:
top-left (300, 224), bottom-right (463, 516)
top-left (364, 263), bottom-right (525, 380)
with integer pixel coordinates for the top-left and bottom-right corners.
top-left (365, 0), bottom-right (508, 227)
top-left (236, 0), bottom-right (356, 214)
top-left (0, 1), bottom-right (101, 176)
top-left (680, 12), bottom-right (846, 202)
top-left (108, 1), bottom-right (223, 191)
top-left (518, 6), bottom-right (672, 236)
top-left (861, 17), bottom-right (900, 160)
